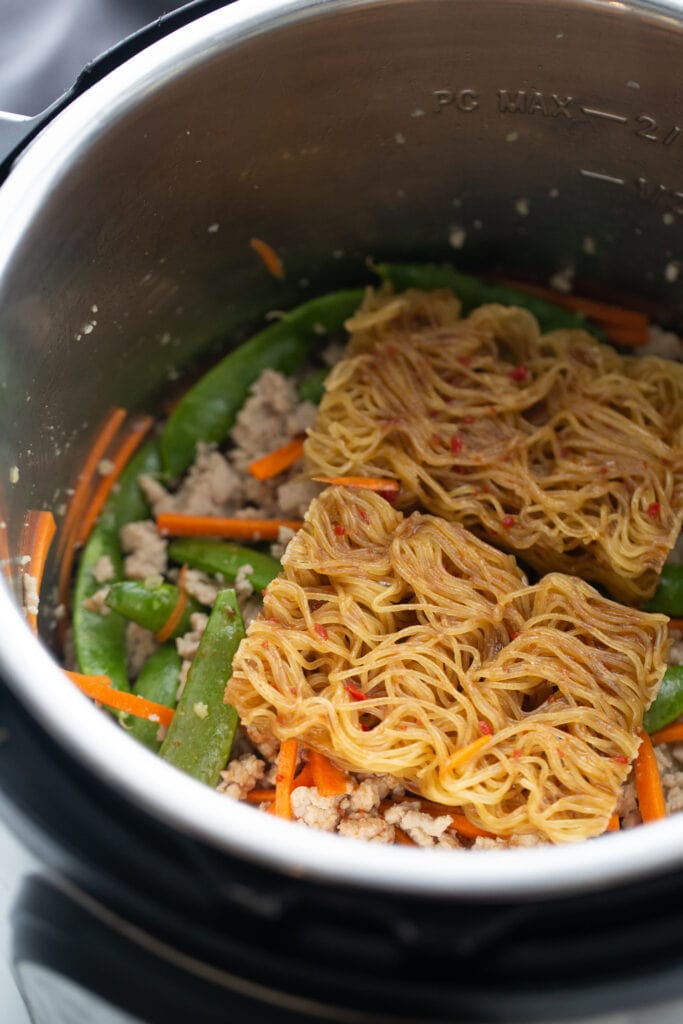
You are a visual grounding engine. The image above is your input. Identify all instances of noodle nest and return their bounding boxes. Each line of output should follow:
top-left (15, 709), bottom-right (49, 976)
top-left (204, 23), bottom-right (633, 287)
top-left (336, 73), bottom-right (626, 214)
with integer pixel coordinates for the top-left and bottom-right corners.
top-left (228, 487), bottom-right (668, 843)
top-left (305, 288), bottom-right (683, 603)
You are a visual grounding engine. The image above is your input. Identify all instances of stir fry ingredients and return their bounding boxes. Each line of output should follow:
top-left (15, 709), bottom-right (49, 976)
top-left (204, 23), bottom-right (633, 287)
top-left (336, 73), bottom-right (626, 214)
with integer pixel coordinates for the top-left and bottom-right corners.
top-left (306, 286), bottom-right (683, 603)
top-left (44, 263), bottom-right (683, 849)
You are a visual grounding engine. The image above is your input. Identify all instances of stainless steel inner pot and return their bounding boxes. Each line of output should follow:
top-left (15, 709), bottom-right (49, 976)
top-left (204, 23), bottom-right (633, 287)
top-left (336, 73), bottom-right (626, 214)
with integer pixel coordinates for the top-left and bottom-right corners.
top-left (1, 0), bottom-right (683, 901)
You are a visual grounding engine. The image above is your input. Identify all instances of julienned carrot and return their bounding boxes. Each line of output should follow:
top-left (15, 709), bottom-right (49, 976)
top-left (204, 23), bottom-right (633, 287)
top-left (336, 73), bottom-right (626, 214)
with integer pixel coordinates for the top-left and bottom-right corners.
top-left (308, 749), bottom-right (348, 796)
top-left (155, 565), bottom-right (188, 643)
top-left (248, 437), bottom-right (305, 482)
top-left (439, 735), bottom-right (492, 780)
top-left (250, 237), bottom-right (285, 280)
top-left (633, 729), bottom-right (666, 823)
top-left (651, 723), bottom-right (683, 745)
top-left (273, 739), bottom-right (298, 819)
top-left (21, 511), bottom-right (56, 632)
top-left (57, 407), bottom-right (128, 603)
top-left (246, 762), bottom-right (314, 803)
top-left (500, 279), bottom-right (650, 345)
top-left (75, 415), bottom-right (154, 546)
top-left (667, 618), bottom-right (683, 631)
top-left (407, 797), bottom-right (496, 840)
top-left (311, 476), bottom-right (400, 494)
top-left (606, 813), bottom-right (620, 833)
top-left (65, 671), bottom-right (175, 727)
top-left (157, 514), bottom-right (304, 541)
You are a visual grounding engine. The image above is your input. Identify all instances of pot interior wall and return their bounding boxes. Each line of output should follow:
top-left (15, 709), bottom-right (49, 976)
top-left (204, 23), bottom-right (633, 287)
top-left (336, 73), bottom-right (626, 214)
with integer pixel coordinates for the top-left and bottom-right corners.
top-left (1, 0), bottom-right (682, 602)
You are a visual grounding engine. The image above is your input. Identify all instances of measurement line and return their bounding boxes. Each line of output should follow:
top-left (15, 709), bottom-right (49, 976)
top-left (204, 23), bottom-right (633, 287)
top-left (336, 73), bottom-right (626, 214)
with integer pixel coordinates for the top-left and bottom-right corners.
top-left (581, 106), bottom-right (628, 124)
top-left (579, 169), bottom-right (625, 186)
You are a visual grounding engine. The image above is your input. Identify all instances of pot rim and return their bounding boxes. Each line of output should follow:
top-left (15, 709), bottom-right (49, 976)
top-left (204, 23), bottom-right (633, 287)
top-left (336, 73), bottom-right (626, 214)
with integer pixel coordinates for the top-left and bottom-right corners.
top-left (1, 0), bottom-right (683, 901)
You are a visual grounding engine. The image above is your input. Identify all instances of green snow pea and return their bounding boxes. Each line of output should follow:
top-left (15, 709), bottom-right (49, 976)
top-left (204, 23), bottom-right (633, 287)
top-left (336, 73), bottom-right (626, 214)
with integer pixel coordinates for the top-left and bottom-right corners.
top-left (644, 666), bottom-right (683, 735)
top-left (168, 538), bottom-right (281, 593)
top-left (159, 589), bottom-right (244, 786)
top-left (128, 644), bottom-right (182, 752)
top-left (298, 367), bottom-right (328, 405)
top-left (643, 565), bottom-right (683, 617)
top-left (377, 263), bottom-right (606, 340)
top-left (105, 581), bottom-right (205, 637)
top-left (160, 289), bottom-right (363, 481)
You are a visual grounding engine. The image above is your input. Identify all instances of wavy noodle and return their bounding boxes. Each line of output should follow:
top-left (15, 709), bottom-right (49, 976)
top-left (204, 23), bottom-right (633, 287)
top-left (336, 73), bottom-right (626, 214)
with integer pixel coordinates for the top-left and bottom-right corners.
top-left (228, 487), bottom-right (668, 843)
top-left (304, 288), bottom-right (683, 603)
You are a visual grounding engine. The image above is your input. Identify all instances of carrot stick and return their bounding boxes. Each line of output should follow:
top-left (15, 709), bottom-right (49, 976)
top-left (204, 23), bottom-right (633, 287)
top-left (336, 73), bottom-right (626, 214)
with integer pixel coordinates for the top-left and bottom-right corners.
top-left (667, 618), bottom-right (683, 631)
top-left (21, 511), bottom-right (56, 632)
top-left (273, 739), bottom-right (298, 819)
top-left (651, 723), bottom-right (683, 745)
top-left (606, 813), bottom-right (620, 832)
top-left (407, 797), bottom-right (496, 840)
top-left (311, 476), bottom-right (400, 494)
top-left (293, 762), bottom-right (315, 790)
top-left (157, 514), bottom-right (304, 541)
top-left (633, 729), bottom-right (666, 823)
top-left (500, 279), bottom-right (650, 335)
top-left (439, 735), bottom-right (492, 780)
top-left (248, 437), bottom-right (305, 482)
top-left (250, 237), bottom-right (285, 280)
top-left (155, 565), bottom-right (188, 643)
top-left (65, 671), bottom-right (175, 726)
top-left (395, 829), bottom-right (417, 846)
top-left (76, 415), bottom-right (154, 546)
top-left (57, 407), bottom-right (127, 604)
top-left (308, 749), bottom-right (348, 796)
top-left (246, 762), bottom-right (314, 803)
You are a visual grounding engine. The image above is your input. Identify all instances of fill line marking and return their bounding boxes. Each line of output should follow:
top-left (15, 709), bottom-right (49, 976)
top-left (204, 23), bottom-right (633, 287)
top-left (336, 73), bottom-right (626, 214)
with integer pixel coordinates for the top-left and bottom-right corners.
top-left (579, 169), bottom-right (625, 185)
top-left (581, 106), bottom-right (628, 124)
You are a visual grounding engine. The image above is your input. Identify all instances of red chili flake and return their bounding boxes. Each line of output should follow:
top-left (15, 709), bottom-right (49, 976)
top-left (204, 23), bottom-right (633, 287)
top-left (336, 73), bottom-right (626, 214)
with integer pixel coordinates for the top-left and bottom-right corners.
top-left (647, 501), bottom-right (660, 520)
top-left (478, 721), bottom-right (493, 735)
top-left (509, 364), bottom-right (528, 382)
top-left (261, 641), bottom-right (269, 649)
top-left (261, 588), bottom-right (268, 597)
top-left (512, 749), bottom-right (521, 760)
top-left (450, 434), bottom-right (463, 455)
top-left (501, 515), bottom-right (515, 529)
top-left (334, 524), bottom-right (346, 536)
top-left (345, 681), bottom-right (367, 702)
top-left (360, 723), bottom-right (371, 732)
top-left (489, 406), bottom-right (498, 415)
top-left (612, 755), bottom-right (629, 765)
top-left (509, 630), bottom-right (520, 640)
top-left (289, 687), bottom-right (297, 695)
top-left (430, 433), bottom-right (444, 448)
top-left (560, 447), bottom-right (571, 459)
top-left (309, 600), bottom-right (324, 611)
top-left (358, 508), bottom-right (369, 523)
top-left (379, 490), bottom-right (397, 503)
top-left (314, 623), bottom-right (329, 640)
top-left (385, 344), bottom-right (398, 357)
top-left (459, 356), bottom-right (471, 367)
top-left (463, 414), bottom-right (475, 424)
top-left (599, 465), bottom-right (609, 475)
top-left (267, 617), bottom-right (281, 625)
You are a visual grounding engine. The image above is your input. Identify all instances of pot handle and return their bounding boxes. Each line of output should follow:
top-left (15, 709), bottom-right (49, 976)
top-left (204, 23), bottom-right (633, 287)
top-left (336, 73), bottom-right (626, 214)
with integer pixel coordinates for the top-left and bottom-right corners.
top-left (0, 0), bottom-right (233, 178)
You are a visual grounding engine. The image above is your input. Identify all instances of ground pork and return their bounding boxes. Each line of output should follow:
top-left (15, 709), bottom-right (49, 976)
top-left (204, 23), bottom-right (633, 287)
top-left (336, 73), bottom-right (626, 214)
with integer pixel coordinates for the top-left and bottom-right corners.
top-left (177, 660), bottom-right (191, 700)
top-left (382, 801), bottom-right (452, 848)
top-left (231, 370), bottom-right (300, 462)
top-left (270, 525), bottom-right (296, 560)
top-left (168, 443), bottom-right (245, 516)
top-left (82, 587), bottom-right (110, 615)
top-left (277, 477), bottom-right (322, 519)
top-left (175, 612), bottom-right (208, 660)
top-left (338, 816), bottom-right (395, 844)
top-left (246, 726), bottom-right (279, 762)
top-left (617, 778), bottom-right (642, 829)
top-left (641, 324), bottom-right (683, 361)
top-left (234, 564), bottom-right (254, 603)
top-left (23, 573), bottom-right (39, 617)
top-left (92, 555), bottom-right (115, 584)
top-left (291, 786), bottom-right (345, 832)
top-left (120, 520), bottom-right (167, 580)
top-left (183, 568), bottom-right (220, 607)
top-left (138, 474), bottom-right (175, 518)
top-left (668, 634), bottom-right (683, 665)
top-left (217, 753), bottom-right (265, 799)
top-left (126, 622), bottom-right (157, 680)
top-left (655, 744), bottom-right (683, 814)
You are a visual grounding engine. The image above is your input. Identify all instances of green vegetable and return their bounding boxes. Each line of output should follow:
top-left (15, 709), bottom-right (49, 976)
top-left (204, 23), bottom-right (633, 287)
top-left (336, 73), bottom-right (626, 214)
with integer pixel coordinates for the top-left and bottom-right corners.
top-left (129, 644), bottom-right (182, 751)
top-left (105, 580), bottom-right (204, 637)
top-left (644, 666), bottom-right (683, 734)
top-left (377, 262), bottom-right (606, 340)
top-left (298, 367), bottom-right (328, 405)
top-left (643, 565), bottom-right (683, 616)
top-left (168, 538), bottom-right (281, 593)
top-left (160, 289), bottom-right (363, 480)
top-left (159, 589), bottom-right (244, 785)
top-left (73, 438), bottom-right (160, 693)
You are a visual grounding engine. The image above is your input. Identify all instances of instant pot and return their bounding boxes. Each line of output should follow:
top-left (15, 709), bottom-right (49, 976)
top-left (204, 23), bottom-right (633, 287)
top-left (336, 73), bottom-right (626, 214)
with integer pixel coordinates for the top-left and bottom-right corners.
top-left (2, 1), bottom-right (683, 1020)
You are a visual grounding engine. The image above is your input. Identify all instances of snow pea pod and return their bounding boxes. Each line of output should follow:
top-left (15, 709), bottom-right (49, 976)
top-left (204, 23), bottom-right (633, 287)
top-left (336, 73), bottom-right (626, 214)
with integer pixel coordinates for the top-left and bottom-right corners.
top-left (73, 438), bottom-right (160, 692)
top-left (159, 589), bottom-right (243, 786)
top-left (643, 565), bottom-right (683, 616)
top-left (168, 538), bottom-right (281, 593)
top-left (160, 289), bottom-right (364, 481)
top-left (644, 666), bottom-right (683, 734)
top-left (377, 263), bottom-right (606, 339)
top-left (105, 581), bottom-right (204, 637)
top-left (129, 644), bottom-right (182, 752)
top-left (298, 367), bottom-right (328, 405)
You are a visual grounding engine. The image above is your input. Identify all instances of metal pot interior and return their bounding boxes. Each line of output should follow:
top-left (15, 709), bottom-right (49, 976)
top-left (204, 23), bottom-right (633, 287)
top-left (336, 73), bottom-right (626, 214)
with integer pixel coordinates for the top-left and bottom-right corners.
top-left (1, 0), bottom-right (683, 898)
